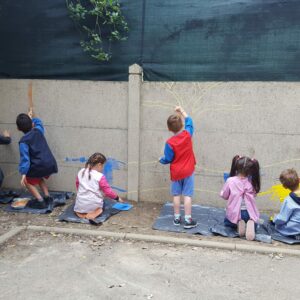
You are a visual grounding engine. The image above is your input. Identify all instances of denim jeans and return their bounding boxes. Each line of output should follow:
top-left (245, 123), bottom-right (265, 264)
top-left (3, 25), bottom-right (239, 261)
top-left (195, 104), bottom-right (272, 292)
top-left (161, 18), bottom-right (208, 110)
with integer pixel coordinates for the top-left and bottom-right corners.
top-left (224, 210), bottom-right (250, 228)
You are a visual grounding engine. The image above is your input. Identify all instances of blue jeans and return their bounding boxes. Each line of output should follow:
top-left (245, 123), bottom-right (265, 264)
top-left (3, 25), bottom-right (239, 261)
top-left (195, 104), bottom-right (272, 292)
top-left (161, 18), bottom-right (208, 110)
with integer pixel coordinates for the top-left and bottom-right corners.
top-left (224, 210), bottom-right (250, 228)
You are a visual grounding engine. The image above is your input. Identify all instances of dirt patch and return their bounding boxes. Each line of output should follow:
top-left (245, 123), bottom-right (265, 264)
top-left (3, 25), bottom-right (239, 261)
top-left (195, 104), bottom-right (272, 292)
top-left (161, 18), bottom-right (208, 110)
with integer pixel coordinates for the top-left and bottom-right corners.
top-left (0, 199), bottom-right (160, 233)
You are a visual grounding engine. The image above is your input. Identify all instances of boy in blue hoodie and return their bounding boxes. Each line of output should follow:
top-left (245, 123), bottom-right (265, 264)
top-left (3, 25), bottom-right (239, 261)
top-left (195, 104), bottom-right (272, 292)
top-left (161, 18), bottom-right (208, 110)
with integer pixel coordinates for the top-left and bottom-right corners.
top-left (16, 109), bottom-right (57, 209)
top-left (274, 169), bottom-right (300, 238)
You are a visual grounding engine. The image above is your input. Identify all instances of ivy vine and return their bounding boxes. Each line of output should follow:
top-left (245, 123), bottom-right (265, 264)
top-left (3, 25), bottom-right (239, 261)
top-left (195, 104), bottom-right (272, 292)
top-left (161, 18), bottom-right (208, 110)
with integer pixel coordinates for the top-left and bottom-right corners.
top-left (66, 0), bottom-right (129, 61)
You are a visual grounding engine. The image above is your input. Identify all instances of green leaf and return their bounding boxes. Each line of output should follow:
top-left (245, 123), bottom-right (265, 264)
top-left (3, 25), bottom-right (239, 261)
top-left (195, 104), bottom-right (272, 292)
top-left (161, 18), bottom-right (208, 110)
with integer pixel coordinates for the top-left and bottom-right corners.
top-left (66, 0), bottom-right (129, 62)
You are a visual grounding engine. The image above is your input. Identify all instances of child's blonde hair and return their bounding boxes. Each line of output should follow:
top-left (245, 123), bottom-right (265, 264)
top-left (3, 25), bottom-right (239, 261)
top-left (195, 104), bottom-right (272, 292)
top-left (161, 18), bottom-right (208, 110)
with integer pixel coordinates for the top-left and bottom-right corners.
top-left (82, 152), bottom-right (106, 180)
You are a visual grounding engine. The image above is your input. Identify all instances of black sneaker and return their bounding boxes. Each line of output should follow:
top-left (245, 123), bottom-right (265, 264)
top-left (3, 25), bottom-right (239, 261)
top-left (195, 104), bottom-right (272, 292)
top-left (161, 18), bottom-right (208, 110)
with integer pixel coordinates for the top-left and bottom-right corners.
top-left (89, 219), bottom-right (102, 226)
top-left (26, 199), bottom-right (47, 209)
top-left (183, 218), bottom-right (198, 229)
top-left (173, 216), bottom-right (181, 226)
top-left (43, 196), bottom-right (53, 206)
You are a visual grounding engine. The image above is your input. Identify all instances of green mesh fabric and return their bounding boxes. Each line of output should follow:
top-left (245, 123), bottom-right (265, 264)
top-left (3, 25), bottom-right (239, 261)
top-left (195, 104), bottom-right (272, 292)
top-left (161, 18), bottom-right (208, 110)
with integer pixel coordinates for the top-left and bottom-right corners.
top-left (0, 0), bottom-right (299, 81)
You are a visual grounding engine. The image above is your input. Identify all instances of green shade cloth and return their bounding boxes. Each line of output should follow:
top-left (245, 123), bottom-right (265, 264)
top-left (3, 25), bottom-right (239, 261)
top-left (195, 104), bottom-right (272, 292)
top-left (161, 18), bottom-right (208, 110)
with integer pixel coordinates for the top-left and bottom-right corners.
top-left (0, 0), bottom-right (299, 81)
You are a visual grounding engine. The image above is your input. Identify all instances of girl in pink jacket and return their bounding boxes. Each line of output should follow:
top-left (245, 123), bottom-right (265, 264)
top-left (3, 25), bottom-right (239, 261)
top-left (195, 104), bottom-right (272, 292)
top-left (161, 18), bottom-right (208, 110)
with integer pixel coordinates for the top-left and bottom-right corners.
top-left (220, 155), bottom-right (261, 241)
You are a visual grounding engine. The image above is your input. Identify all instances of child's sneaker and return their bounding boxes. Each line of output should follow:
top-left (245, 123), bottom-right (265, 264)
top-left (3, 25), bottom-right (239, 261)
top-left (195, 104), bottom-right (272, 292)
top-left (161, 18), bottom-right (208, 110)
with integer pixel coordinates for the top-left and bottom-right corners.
top-left (43, 196), bottom-right (53, 206)
top-left (238, 220), bottom-right (246, 237)
top-left (246, 220), bottom-right (255, 241)
top-left (89, 219), bottom-right (101, 226)
top-left (183, 218), bottom-right (197, 229)
top-left (26, 199), bottom-right (47, 209)
top-left (173, 216), bottom-right (181, 226)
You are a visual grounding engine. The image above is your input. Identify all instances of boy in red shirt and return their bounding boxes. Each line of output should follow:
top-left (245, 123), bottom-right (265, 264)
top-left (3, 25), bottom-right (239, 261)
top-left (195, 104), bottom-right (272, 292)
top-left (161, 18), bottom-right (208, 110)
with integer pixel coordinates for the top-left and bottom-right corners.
top-left (160, 106), bottom-right (197, 228)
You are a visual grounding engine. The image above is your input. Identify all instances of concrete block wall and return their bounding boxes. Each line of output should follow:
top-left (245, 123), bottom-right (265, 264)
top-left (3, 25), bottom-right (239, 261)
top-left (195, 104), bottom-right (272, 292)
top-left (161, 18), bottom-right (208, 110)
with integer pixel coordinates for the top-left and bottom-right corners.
top-left (0, 79), bottom-right (128, 196)
top-left (1, 67), bottom-right (300, 211)
top-left (140, 81), bottom-right (300, 211)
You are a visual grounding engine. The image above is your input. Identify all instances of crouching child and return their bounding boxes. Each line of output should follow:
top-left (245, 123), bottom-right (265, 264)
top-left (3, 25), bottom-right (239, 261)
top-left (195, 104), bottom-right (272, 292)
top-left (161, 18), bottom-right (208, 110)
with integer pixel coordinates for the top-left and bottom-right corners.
top-left (16, 109), bottom-right (58, 209)
top-left (274, 169), bottom-right (300, 239)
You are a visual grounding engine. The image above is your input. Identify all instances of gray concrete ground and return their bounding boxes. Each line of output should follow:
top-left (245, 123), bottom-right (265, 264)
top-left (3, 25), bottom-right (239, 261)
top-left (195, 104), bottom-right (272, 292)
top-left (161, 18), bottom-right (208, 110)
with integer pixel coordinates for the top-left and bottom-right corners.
top-left (1, 199), bottom-right (300, 299)
top-left (0, 231), bottom-right (300, 300)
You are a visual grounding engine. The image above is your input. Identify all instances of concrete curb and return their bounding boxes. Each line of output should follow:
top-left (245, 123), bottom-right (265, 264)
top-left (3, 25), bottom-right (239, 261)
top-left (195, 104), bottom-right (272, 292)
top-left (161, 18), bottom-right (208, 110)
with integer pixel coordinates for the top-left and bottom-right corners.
top-left (1, 225), bottom-right (300, 256)
top-left (28, 225), bottom-right (127, 239)
top-left (0, 227), bottom-right (25, 246)
top-left (27, 225), bottom-right (300, 256)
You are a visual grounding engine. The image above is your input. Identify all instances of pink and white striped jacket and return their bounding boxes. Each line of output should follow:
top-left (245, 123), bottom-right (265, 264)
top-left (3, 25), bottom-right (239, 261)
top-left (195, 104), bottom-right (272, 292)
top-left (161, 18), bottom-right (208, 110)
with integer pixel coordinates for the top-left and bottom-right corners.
top-left (220, 176), bottom-right (260, 224)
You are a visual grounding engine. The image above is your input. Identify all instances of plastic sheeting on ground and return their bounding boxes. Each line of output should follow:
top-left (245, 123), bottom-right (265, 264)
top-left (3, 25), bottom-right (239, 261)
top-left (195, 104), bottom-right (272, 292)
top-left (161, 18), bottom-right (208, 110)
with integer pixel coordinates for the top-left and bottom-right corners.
top-left (0, 189), bottom-right (22, 204)
top-left (2, 191), bottom-right (72, 214)
top-left (58, 199), bottom-right (130, 225)
top-left (153, 203), bottom-right (300, 244)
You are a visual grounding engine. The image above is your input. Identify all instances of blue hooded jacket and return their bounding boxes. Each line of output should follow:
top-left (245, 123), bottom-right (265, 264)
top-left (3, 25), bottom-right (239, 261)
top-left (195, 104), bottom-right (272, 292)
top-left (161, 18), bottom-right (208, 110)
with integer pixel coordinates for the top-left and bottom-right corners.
top-left (19, 118), bottom-right (57, 178)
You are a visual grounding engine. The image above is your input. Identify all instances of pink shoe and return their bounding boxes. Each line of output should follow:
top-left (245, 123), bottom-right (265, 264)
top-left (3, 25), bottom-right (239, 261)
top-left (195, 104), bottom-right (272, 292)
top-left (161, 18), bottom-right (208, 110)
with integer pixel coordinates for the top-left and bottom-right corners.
top-left (238, 220), bottom-right (246, 237)
top-left (246, 220), bottom-right (255, 241)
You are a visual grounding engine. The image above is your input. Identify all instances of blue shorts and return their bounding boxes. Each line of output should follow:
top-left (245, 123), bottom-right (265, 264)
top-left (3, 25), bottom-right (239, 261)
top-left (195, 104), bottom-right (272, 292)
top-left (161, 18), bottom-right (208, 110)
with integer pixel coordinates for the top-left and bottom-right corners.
top-left (171, 173), bottom-right (194, 197)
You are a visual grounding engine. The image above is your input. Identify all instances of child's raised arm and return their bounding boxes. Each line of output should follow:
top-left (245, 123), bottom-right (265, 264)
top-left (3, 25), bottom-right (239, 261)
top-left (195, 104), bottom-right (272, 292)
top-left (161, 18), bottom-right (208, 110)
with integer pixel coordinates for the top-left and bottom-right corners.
top-left (175, 106), bottom-right (194, 136)
top-left (28, 107), bottom-right (34, 119)
top-left (184, 116), bottom-right (194, 136)
top-left (28, 107), bottom-right (45, 134)
top-left (175, 106), bottom-right (188, 118)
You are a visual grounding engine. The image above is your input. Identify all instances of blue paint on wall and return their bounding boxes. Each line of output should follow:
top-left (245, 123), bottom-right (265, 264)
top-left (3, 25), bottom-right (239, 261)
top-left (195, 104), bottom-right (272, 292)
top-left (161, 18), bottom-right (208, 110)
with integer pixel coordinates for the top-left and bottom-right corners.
top-left (103, 158), bottom-right (126, 185)
top-left (65, 156), bottom-right (127, 192)
top-left (223, 172), bottom-right (229, 182)
top-left (65, 156), bottom-right (87, 163)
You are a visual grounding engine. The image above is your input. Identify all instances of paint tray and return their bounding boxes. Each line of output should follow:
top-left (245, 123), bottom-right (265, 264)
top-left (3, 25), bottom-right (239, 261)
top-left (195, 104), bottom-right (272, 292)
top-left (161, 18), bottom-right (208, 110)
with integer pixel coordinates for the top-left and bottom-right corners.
top-left (112, 202), bottom-right (132, 211)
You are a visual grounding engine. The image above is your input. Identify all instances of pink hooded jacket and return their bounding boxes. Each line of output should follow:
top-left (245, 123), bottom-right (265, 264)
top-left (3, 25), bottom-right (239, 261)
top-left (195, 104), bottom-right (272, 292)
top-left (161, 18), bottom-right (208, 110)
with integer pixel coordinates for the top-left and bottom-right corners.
top-left (220, 176), bottom-right (260, 224)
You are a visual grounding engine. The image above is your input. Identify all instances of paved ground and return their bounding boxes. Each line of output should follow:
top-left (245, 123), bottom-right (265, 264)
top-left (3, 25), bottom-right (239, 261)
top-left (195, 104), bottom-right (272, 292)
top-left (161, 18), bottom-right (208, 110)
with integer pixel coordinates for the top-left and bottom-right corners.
top-left (0, 230), bottom-right (300, 300)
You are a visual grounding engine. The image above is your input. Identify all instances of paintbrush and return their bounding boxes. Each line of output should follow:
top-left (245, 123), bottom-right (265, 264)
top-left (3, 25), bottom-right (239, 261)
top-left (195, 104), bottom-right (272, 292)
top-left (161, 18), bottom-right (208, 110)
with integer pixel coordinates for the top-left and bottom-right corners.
top-left (28, 82), bottom-right (34, 118)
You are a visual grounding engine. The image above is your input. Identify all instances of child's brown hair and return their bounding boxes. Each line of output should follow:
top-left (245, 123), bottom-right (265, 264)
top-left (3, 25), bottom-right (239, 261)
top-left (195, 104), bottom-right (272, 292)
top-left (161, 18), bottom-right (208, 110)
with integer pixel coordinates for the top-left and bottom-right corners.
top-left (16, 113), bottom-right (33, 133)
top-left (280, 169), bottom-right (299, 191)
top-left (229, 155), bottom-right (261, 193)
top-left (167, 114), bottom-right (183, 133)
top-left (82, 152), bottom-right (106, 180)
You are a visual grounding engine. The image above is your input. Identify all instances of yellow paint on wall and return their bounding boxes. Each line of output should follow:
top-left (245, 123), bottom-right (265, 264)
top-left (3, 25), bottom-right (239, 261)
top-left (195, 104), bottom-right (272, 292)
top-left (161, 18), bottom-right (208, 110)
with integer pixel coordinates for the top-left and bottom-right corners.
top-left (258, 184), bottom-right (290, 203)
